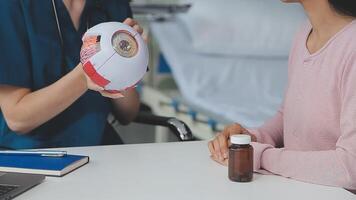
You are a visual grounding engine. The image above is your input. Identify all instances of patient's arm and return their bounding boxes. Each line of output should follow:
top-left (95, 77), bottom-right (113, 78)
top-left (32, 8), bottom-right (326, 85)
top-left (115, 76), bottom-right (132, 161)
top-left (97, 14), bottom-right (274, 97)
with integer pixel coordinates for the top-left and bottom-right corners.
top-left (252, 57), bottom-right (356, 189)
top-left (248, 105), bottom-right (284, 147)
top-left (208, 104), bottom-right (285, 166)
top-left (252, 139), bottom-right (356, 189)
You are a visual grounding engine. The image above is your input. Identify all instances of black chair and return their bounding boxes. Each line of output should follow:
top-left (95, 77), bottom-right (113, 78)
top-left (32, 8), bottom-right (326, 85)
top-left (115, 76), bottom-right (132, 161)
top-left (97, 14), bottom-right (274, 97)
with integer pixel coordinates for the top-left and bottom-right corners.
top-left (134, 111), bottom-right (194, 141)
top-left (106, 103), bottom-right (195, 143)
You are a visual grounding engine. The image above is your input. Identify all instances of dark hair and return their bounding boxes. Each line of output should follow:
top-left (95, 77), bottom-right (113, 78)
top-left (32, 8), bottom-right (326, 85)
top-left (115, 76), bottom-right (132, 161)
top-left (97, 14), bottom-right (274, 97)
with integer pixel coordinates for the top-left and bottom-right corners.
top-left (328, 0), bottom-right (356, 17)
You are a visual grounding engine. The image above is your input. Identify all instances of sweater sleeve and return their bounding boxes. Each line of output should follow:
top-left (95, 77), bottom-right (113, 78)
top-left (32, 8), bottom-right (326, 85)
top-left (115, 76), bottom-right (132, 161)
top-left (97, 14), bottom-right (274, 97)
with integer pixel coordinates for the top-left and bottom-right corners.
top-left (248, 105), bottom-right (284, 147)
top-left (252, 52), bottom-right (356, 190)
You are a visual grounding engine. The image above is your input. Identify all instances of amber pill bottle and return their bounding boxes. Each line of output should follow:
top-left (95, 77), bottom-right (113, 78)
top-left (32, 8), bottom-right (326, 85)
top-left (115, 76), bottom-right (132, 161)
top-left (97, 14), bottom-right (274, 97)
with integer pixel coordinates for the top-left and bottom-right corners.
top-left (228, 135), bottom-right (253, 182)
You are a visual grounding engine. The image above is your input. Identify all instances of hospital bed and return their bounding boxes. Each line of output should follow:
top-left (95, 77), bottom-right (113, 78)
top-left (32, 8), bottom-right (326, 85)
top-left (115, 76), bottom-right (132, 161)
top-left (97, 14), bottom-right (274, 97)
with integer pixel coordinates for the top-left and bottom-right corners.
top-left (135, 0), bottom-right (307, 140)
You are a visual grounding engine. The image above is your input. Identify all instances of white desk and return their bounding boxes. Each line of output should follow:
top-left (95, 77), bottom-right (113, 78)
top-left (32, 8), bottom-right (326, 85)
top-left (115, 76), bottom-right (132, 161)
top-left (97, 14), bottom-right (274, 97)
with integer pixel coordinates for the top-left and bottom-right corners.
top-left (17, 141), bottom-right (355, 200)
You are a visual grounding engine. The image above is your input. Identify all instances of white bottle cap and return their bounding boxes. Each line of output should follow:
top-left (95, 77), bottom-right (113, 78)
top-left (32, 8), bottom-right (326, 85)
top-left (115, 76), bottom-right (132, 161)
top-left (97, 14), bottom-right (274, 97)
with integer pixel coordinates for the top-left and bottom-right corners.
top-left (230, 135), bottom-right (251, 145)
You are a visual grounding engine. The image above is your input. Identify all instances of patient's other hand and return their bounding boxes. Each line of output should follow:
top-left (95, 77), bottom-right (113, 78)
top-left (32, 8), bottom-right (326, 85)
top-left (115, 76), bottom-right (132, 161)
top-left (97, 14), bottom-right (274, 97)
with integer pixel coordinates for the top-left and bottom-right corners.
top-left (208, 124), bottom-right (256, 166)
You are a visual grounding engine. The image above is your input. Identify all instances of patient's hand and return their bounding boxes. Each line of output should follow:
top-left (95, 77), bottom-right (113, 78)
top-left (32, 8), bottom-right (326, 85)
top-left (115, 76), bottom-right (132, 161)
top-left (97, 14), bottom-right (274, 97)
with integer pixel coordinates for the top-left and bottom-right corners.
top-left (208, 124), bottom-right (256, 166)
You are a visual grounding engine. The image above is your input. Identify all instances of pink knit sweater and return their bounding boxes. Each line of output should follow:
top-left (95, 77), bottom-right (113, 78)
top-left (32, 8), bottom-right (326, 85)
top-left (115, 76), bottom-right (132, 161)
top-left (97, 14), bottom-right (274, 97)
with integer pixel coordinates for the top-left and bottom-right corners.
top-left (250, 20), bottom-right (356, 190)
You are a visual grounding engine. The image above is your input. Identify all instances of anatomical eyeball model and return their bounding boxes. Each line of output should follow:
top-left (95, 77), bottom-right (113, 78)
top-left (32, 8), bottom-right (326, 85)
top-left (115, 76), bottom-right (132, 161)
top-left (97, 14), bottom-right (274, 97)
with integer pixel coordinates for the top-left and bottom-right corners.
top-left (80, 22), bottom-right (149, 93)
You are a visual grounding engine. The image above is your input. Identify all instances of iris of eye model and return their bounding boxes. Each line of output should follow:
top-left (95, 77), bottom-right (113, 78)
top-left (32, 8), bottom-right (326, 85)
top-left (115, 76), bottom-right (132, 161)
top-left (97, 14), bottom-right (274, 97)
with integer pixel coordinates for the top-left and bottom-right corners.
top-left (80, 22), bottom-right (149, 93)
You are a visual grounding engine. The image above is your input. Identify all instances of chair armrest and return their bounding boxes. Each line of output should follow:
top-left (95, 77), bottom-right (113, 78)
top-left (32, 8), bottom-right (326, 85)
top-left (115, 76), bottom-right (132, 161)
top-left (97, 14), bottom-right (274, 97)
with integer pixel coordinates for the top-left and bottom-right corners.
top-left (134, 112), bottom-right (195, 141)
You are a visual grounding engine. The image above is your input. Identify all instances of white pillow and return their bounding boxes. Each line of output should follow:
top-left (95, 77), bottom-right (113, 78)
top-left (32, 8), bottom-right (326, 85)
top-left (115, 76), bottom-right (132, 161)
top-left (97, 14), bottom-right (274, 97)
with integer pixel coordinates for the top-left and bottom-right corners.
top-left (178, 0), bottom-right (306, 57)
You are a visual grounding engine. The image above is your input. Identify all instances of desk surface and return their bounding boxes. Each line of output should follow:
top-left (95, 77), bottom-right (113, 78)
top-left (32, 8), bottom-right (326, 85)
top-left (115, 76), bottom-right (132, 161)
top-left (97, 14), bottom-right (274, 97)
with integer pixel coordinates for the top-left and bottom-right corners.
top-left (18, 141), bottom-right (355, 200)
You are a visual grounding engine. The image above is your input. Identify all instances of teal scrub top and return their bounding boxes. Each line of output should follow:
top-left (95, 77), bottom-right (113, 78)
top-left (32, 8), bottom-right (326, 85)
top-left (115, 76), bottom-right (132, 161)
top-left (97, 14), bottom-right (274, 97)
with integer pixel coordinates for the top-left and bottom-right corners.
top-left (0, 0), bottom-right (132, 149)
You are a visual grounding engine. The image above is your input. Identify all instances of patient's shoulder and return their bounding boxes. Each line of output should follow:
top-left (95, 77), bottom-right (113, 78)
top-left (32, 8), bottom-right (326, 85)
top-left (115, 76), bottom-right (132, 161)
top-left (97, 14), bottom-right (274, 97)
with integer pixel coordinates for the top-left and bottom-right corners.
top-left (287, 21), bottom-right (310, 64)
top-left (333, 21), bottom-right (356, 62)
top-left (289, 21), bottom-right (311, 51)
top-left (343, 21), bottom-right (356, 51)
top-left (293, 21), bottom-right (311, 42)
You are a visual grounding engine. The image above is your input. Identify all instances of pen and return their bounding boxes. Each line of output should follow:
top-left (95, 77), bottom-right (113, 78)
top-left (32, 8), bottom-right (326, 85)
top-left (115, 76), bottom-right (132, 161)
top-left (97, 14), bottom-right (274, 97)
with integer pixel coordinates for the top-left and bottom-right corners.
top-left (0, 150), bottom-right (67, 157)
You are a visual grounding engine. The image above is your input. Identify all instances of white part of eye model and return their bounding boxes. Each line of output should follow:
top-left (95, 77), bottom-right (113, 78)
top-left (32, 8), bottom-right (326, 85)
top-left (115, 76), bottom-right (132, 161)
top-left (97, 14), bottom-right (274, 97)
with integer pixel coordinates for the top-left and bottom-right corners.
top-left (80, 22), bottom-right (149, 93)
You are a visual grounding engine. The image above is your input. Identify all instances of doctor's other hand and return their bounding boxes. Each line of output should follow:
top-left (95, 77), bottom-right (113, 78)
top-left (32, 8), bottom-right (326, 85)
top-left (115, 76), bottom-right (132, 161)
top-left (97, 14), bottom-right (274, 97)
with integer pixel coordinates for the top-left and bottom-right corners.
top-left (208, 124), bottom-right (256, 166)
top-left (76, 63), bottom-right (124, 99)
top-left (123, 18), bottom-right (148, 43)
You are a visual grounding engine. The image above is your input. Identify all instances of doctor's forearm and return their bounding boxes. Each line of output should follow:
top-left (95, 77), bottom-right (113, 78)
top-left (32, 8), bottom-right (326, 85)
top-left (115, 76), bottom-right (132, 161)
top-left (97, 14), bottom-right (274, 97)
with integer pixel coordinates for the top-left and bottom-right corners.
top-left (111, 89), bottom-right (140, 125)
top-left (0, 64), bottom-right (87, 134)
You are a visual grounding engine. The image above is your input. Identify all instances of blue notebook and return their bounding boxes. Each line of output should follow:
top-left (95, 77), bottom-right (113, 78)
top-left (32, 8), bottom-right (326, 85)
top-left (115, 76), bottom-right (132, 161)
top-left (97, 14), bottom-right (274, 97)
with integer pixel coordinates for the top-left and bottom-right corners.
top-left (0, 154), bottom-right (89, 177)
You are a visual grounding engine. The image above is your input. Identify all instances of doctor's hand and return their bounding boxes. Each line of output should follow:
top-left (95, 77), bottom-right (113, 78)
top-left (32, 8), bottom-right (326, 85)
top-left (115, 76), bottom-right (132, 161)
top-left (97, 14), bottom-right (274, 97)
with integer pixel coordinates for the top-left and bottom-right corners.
top-left (123, 18), bottom-right (148, 43)
top-left (208, 124), bottom-right (256, 166)
top-left (76, 63), bottom-right (125, 99)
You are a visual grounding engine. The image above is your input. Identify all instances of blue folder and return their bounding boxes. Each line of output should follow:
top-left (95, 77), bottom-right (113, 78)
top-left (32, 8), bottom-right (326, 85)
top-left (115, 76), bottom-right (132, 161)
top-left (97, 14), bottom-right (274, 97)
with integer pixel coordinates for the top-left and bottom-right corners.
top-left (0, 154), bottom-right (89, 177)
